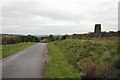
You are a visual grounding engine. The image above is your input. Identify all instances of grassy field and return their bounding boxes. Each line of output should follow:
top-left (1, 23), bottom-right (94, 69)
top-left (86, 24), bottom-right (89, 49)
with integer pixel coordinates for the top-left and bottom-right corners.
top-left (47, 43), bottom-right (82, 78)
top-left (1, 42), bottom-right (36, 59)
top-left (48, 39), bottom-right (119, 78)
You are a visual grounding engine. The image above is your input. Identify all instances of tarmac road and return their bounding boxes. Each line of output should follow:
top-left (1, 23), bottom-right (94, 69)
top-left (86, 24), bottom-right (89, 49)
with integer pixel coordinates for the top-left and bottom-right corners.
top-left (2, 43), bottom-right (47, 78)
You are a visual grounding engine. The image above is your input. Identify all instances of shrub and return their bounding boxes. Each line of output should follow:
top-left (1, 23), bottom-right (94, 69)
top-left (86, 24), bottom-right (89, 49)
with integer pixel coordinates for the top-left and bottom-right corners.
top-left (81, 57), bottom-right (109, 78)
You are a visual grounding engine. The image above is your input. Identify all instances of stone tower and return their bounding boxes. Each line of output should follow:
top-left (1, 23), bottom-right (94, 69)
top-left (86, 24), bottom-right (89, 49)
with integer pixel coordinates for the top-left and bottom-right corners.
top-left (94, 24), bottom-right (101, 37)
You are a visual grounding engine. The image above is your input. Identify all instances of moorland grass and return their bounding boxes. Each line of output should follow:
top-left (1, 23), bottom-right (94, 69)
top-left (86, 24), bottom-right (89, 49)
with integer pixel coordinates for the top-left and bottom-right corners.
top-left (47, 43), bottom-right (82, 78)
top-left (48, 39), bottom-right (119, 78)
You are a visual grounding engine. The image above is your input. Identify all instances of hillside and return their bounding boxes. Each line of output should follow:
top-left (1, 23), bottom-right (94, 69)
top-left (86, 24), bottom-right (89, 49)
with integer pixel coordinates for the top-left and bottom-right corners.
top-left (47, 39), bottom-right (119, 78)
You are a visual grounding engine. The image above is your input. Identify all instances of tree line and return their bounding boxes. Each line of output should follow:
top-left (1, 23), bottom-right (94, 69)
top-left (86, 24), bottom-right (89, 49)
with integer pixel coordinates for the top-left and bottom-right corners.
top-left (1, 30), bottom-right (119, 45)
top-left (40, 31), bottom-right (119, 42)
top-left (2, 34), bottom-right (39, 45)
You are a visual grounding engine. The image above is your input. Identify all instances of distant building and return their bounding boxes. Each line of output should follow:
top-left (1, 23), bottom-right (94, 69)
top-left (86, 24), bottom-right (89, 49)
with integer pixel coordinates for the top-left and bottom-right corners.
top-left (94, 24), bottom-right (101, 37)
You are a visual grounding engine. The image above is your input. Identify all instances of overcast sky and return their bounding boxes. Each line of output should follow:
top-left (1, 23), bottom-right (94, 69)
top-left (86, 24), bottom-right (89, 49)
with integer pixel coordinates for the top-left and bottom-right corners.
top-left (1, 0), bottom-right (119, 35)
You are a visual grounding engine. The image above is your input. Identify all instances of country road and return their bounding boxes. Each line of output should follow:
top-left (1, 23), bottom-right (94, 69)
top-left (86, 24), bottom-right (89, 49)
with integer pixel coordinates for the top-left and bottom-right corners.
top-left (2, 43), bottom-right (47, 78)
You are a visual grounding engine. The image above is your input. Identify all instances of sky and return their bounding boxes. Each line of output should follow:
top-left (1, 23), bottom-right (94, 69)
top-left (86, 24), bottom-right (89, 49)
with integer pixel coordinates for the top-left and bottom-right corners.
top-left (1, 0), bottom-right (119, 35)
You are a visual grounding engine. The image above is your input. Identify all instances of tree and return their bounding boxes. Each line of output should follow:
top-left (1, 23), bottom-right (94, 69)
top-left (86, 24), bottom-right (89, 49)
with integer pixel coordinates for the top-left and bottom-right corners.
top-left (48, 35), bottom-right (55, 41)
top-left (61, 34), bottom-right (69, 40)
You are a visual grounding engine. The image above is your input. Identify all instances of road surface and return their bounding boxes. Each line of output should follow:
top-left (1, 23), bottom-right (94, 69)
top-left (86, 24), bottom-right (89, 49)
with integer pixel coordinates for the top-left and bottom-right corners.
top-left (2, 43), bottom-right (47, 78)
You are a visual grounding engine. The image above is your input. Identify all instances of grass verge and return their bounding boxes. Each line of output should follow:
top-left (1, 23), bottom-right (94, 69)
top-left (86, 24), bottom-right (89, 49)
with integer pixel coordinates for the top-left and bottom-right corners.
top-left (2, 42), bottom-right (36, 59)
top-left (47, 39), bottom-right (119, 78)
top-left (47, 43), bottom-right (82, 78)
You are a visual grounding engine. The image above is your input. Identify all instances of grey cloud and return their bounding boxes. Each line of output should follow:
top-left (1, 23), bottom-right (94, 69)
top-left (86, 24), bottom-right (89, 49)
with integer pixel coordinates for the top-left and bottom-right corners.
top-left (2, 0), bottom-right (118, 35)
top-left (118, 1), bottom-right (120, 30)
